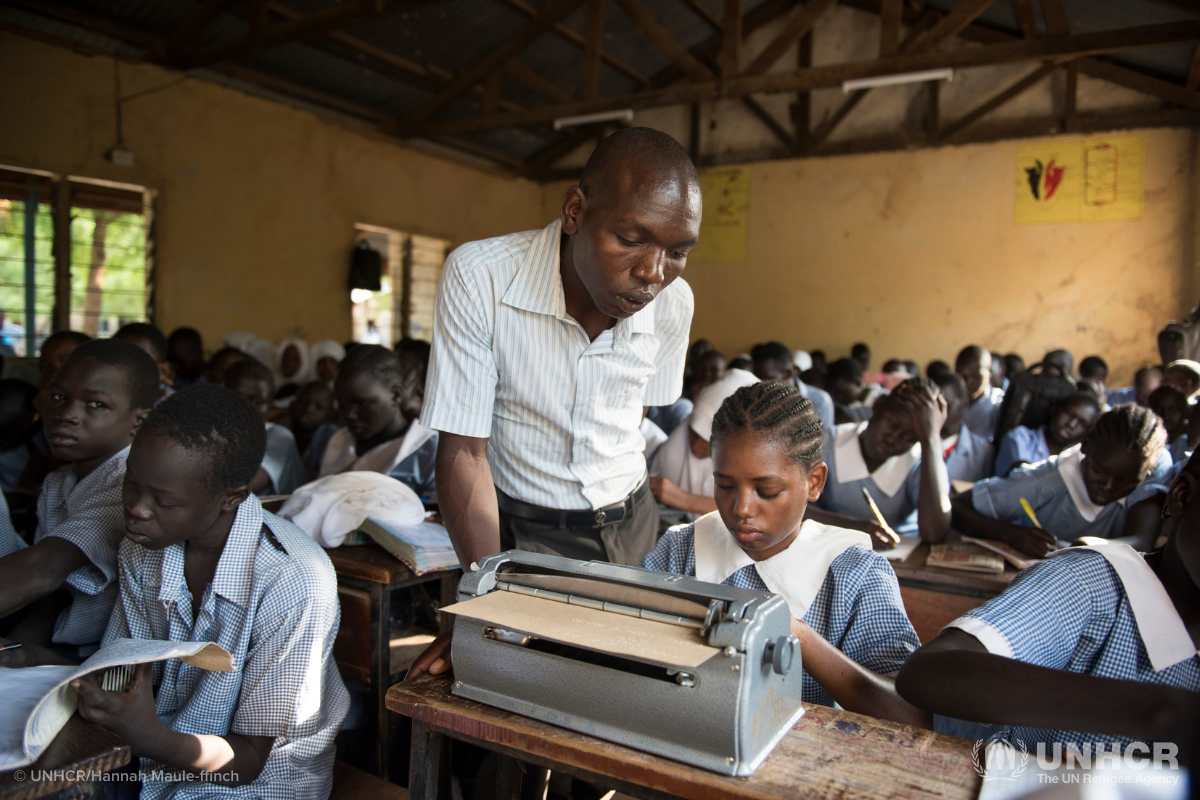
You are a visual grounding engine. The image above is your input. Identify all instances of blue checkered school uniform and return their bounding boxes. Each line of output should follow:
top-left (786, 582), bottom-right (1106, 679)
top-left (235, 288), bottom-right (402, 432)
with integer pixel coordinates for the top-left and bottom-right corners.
top-left (33, 446), bottom-right (129, 649)
top-left (962, 387), bottom-right (1005, 441)
top-left (971, 446), bottom-right (1172, 541)
top-left (994, 425), bottom-right (1050, 477)
top-left (104, 495), bottom-right (349, 800)
top-left (0, 490), bottom-right (24, 557)
top-left (1168, 436), bottom-right (1190, 465)
top-left (946, 423), bottom-right (994, 483)
top-left (642, 523), bottom-right (920, 708)
top-left (813, 426), bottom-right (923, 533)
top-left (948, 548), bottom-right (1200, 751)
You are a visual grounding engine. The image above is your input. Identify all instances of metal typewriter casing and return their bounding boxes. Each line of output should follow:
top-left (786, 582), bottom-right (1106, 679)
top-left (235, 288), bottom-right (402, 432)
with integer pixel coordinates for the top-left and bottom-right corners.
top-left (449, 550), bottom-right (803, 776)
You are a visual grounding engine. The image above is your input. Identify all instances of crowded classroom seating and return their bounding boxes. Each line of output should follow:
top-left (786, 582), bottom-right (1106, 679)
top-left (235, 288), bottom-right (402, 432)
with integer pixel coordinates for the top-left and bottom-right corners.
top-left (5, 0), bottom-right (1200, 791)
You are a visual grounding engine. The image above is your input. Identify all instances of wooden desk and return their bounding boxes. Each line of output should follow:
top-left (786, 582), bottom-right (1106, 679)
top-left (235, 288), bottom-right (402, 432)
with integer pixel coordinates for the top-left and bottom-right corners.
top-left (388, 674), bottom-right (981, 800)
top-left (0, 716), bottom-right (130, 800)
top-left (890, 542), bottom-right (1019, 642)
top-left (327, 543), bottom-right (460, 780)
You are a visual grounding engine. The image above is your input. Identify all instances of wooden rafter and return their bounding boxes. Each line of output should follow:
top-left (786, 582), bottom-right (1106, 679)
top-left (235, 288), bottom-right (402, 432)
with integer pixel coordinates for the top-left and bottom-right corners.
top-left (720, 0), bottom-right (742, 77)
top-left (742, 0), bottom-right (838, 78)
top-left (506, 61), bottom-right (572, 104)
top-left (1038, 0), bottom-right (1070, 37)
top-left (1075, 58), bottom-right (1200, 109)
top-left (612, 0), bottom-right (714, 83)
top-left (649, 0), bottom-right (798, 89)
top-left (1188, 44), bottom-right (1200, 90)
top-left (411, 0), bottom-right (585, 121)
top-left (523, 127), bottom-right (598, 176)
top-left (879, 0), bottom-right (901, 57)
top-left (905, 0), bottom-right (997, 53)
top-left (791, 32), bottom-right (812, 150)
top-left (493, 0), bottom-right (651, 88)
top-left (1014, 0), bottom-right (1036, 39)
top-left (742, 95), bottom-right (796, 153)
top-left (580, 0), bottom-right (605, 100)
top-left (1063, 60), bottom-right (1077, 131)
top-left (937, 61), bottom-right (1058, 141)
top-left (678, 0), bottom-right (723, 31)
top-left (395, 19), bottom-right (1200, 137)
top-left (168, 0), bottom-right (409, 70)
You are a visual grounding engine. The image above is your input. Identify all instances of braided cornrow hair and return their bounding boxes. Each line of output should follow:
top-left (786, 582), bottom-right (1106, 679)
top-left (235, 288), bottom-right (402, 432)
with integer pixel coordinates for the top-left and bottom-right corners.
top-left (710, 382), bottom-right (824, 468)
top-left (1083, 403), bottom-right (1168, 475)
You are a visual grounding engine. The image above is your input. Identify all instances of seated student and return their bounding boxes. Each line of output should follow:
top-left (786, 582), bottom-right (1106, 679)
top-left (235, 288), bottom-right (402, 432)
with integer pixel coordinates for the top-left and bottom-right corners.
top-left (989, 351), bottom-right (1006, 391)
top-left (926, 359), bottom-right (951, 380)
top-left (827, 357), bottom-right (885, 424)
top-left (395, 337), bottom-right (431, 372)
top-left (1042, 348), bottom-right (1075, 379)
top-left (751, 341), bottom-right (835, 431)
top-left (204, 346), bottom-right (249, 387)
top-left (1164, 359), bottom-right (1200, 401)
top-left (642, 382), bottom-right (929, 727)
top-left (851, 342), bottom-right (870, 372)
top-left (800, 349), bottom-right (827, 390)
top-left (310, 340), bottom-right (345, 389)
top-left (115, 322), bottom-right (174, 403)
top-left (63, 386), bottom-right (348, 799)
top-left (1079, 355), bottom-right (1108, 387)
top-left (993, 392), bottom-right (1102, 477)
top-left (35, 331), bottom-right (90, 416)
top-left (0, 339), bottom-right (157, 656)
top-left (1107, 364), bottom-right (1164, 407)
top-left (952, 405), bottom-right (1171, 557)
top-left (276, 338), bottom-right (311, 401)
top-left (0, 379), bottom-right (39, 494)
top-left (896, 449), bottom-right (1200, 753)
top-left (956, 346), bottom-right (1005, 441)
top-left (318, 345), bottom-right (437, 499)
top-left (1150, 384), bottom-right (1191, 464)
top-left (1003, 353), bottom-right (1025, 381)
top-left (650, 369), bottom-right (758, 522)
top-left (1076, 377), bottom-right (1107, 409)
top-left (689, 349), bottom-right (726, 402)
top-left (931, 372), bottom-right (993, 483)
top-left (166, 327), bottom-right (206, 390)
top-left (289, 381), bottom-right (339, 478)
top-left (813, 377), bottom-right (952, 542)
top-left (223, 359), bottom-right (306, 497)
top-left (728, 354), bottom-right (753, 373)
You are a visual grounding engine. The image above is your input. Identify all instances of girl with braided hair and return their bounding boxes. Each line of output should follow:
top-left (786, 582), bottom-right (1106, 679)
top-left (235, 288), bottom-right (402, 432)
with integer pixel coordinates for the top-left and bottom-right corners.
top-left (953, 404), bottom-right (1173, 557)
top-left (641, 381), bottom-right (930, 727)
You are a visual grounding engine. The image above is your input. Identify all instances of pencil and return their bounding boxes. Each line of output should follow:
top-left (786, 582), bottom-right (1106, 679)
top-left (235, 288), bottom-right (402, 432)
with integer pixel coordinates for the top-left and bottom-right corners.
top-left (0, 642), bottom-right (22, 652)
top-left (1019, 498), bottom-right (1043, 529)
top-left (861, 487), bottom-right (901, 545)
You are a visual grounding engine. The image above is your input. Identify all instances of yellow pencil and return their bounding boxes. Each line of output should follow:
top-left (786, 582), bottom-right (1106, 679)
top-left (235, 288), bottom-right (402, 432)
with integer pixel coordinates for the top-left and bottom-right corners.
top-left (861, 487), bottom-right (901, 545)
top-left (1019, 498), bottom-right (1043, 529)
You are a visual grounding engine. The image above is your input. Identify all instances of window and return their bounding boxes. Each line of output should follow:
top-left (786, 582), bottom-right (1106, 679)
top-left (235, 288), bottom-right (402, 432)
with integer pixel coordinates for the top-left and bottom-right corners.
top-left (352, 224), bottom-right (449, 348)
top-left (0, 166), bottom-right (152, 356)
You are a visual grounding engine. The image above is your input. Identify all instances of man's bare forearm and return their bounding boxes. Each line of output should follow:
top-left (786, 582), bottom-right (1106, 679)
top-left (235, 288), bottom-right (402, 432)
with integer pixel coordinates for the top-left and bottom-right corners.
top-left (435, 433), bottom-right (502, 567)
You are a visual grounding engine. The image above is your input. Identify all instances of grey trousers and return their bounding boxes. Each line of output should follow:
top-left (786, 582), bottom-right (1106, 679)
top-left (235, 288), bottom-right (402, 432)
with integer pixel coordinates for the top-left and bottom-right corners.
top-left (496, 487), bottom-right (659, 567)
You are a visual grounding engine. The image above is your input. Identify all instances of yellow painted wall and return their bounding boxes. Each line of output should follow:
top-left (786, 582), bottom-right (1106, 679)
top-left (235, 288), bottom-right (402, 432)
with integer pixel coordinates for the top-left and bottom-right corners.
top-left (0, 31), bottom-right (544, 347)
top-left (548, 127), bottom-right (1196, 387)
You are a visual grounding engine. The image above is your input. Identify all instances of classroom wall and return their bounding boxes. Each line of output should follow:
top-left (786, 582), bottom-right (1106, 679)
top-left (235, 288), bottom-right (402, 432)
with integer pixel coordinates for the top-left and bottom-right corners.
top-left (547, 127), bottom-right (1196, 387)
top-left (0, 30), bottom-right (544, 348)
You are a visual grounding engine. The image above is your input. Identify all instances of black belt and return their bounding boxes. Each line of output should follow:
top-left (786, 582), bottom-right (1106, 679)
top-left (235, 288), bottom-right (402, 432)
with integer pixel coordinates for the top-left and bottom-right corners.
top-left (496, 478), bottom-right (650, 529)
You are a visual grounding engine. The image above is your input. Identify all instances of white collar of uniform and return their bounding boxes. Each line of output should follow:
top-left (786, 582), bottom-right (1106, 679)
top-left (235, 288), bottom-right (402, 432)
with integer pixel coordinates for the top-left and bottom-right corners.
top-left (833, 421), bottom-right (918, 497)
top-left (943, 432), bottom-right (960, 452)
top-left (692, 511), bottom-right (870, 618)
top-left (1055, 545), bottom-right (1197, 671)
top-left (321, 422), bottom-right (436, 477)
top-left (1058, 445), bottom-right (1125, 523)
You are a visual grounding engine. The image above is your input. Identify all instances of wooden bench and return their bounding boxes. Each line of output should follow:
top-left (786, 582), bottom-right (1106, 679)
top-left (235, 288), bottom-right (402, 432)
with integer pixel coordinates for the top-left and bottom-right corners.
top-left (331, 761), bottom-right (408, 800)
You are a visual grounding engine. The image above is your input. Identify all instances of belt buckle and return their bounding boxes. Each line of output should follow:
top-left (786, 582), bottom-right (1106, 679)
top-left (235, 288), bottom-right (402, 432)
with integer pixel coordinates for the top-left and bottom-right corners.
top-left (595, 510), bottom-right (607, 525)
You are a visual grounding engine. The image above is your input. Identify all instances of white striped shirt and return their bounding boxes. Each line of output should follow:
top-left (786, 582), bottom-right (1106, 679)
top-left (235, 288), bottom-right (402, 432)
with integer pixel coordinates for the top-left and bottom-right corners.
top-left (420, 219), bottom-right (693, 510)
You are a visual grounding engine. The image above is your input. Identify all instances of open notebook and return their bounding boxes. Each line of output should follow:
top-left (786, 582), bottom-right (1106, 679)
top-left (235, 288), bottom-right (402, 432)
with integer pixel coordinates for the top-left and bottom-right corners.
top-left (0, 638), bottom-right (232, 770)
top-left (359, 518), bottom-right (460, 575)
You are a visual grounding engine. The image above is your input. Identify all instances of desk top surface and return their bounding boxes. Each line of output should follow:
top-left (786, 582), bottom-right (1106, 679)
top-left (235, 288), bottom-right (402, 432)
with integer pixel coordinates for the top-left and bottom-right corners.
top-left (327, 543), bottom-right (458, 585)
top-left (388, 674), bottom-right (981, 800)
top-left (0, 716), bottom-right (130, 800)
top-left (890, 542), bottom-right (1020, 595)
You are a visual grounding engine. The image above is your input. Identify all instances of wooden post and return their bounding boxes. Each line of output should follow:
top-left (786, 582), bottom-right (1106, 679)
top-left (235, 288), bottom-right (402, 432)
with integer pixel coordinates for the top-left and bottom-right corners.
top-left (926, 80), bottom-right (939, 139)
top-left (23, 189), bottom-right (39, 355)
top-left (791, 32), bottom-right (811, 152)
top-left (688, 103), bottom-right (701, 164)
top-left (1063, 61), bottom-right (1078, 132)
top-left (52, 179), bottom-right (71, 333)
top-left (719, 0), bottom-right (742, 77)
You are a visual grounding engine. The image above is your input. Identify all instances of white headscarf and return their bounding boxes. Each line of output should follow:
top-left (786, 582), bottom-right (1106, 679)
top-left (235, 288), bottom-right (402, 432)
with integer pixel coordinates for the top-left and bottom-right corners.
top-left (278, 338), bottom-right (312, 385)
top-left (651, 369), bottom-right (759, 521)
top-left (310, 340), bottom-right (346, 387)
top-left (225, 330), bottom-right (255, 352)
top-left (793, 350), bottom-right (812, 372)
top-left (244, 337), bottom-right (281, 384)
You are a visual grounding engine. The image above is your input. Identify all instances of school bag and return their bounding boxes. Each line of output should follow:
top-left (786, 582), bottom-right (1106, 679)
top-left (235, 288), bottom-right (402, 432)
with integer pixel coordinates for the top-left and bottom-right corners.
top-left (1159, 305), bottom-right (1200, 363)
top-left (992, 362), bottom-right (1076, 462)
top-left (349, 239), bottom-right (383, 291)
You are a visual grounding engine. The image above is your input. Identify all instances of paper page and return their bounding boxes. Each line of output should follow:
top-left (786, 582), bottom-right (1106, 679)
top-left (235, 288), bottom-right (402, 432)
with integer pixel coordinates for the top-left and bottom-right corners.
top-left (443, 591), bottom-right (720, 669)
top-left (882, 536), bottom-right (923, 562)
top-left (0, 666), bottom-right (77, 770)
top-left (372, 520), bottom-right (455, 550)
top-left (23, 639), bottom-right (232, 765)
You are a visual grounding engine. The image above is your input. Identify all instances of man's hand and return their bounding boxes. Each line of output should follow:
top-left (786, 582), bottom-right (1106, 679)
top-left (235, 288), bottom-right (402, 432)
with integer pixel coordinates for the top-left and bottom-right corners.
top-left (896, 380), bottom-right (947, 443)
top-left (1003, 525), bottom-right (1058, 558)
top-left (406, 630), bottom-right (453, 680)
top-left (73, 663), bottom-right (163, 751)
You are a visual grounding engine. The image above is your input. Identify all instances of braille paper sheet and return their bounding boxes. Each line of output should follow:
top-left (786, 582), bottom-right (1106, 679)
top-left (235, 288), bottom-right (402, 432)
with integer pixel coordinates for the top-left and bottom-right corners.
top-left (443, 590), bottom-right (720, 669)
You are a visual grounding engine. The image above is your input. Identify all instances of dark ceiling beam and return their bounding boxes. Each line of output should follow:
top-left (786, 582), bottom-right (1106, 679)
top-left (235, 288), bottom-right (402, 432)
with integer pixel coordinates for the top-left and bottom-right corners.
top-left (410, 0), bottom-right (585, 121)
top-left (161, 0), bottom-right (235, 57)
top-left (506, 60), bottom-right (573, 104)
top-left (741, 95), bottom-right (797, 153)
top-left (878, 0), bottom-right (901, 56)
top-left (678, 0), bottom-right (724, 32)
top-left (1075, 58), bottom-right (1200, 109)
top-left (611, 0), bottom-right (715, 82)
top-left (741, 0), bottom-right (837, 78)
top-left (937, 61), bottom-right (1059, 141)
top-left (1038, 0), bottom-right (1070, 37)
top-left (905, 0), bottom-right (997, 52)
top-left (1013, 0), bottom-right (1036, 39)
top-left (493, 0), bottom-right (651, 87)
top-left (1188, 44), bottom-right (1200, 90)
top-left (580, 0), bottom-right (605, 100)
top-left (522, 126), bottom-right (599, 177)
top-left (167, 0), bottom-right (414, 70)
top-left (396, 19), bottom-right (1200, 137)
top-left (719, 0), bottom-right (742, 77)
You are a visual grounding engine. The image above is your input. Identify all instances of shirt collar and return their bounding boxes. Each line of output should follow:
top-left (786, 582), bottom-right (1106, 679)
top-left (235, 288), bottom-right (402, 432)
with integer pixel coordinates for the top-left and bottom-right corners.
top-left (64, 445), bottom-right (130, 510)
top-left (692, 512), bottom-right (870, 618)
top-left (1055, 545), bottom-right (1197, 671)
top-left (832, 421), bottom-right (919, 497)
top-left (501, 219), bottom-right (658, 340)
top-left (211, 495), bottom-right (266, 608)
top-left (1057, 445), bottom-right (1125, 523)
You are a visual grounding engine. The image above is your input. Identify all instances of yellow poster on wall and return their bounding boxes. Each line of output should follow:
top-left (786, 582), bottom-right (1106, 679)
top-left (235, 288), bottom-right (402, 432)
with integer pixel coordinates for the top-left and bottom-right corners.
top-left (690, 166), bottom-right (750, 262)
top-left (1015, 135), bottom-right (1145, 225)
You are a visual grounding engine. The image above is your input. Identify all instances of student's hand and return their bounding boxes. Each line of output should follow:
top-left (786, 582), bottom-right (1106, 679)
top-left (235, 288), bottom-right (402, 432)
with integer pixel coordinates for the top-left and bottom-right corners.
top-left (864, 521), bottom-right (901, 551)
top-left (72, 663), bottom-right (163, 750)
top-left (896, 380), bottom-right (947, 443)
top-left (0, 638), bottom-right (29, 668)
top-left (648, 477), bottom-right (686, 509)
top-left (407, 630), bottom-right (453, 680)
top-left (1001, 526), bottom-right (1058, 558)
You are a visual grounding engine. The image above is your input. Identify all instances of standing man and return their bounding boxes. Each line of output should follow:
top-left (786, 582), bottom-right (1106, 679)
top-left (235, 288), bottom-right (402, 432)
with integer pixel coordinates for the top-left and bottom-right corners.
top-left (419, 127), bottom-right (700, 601)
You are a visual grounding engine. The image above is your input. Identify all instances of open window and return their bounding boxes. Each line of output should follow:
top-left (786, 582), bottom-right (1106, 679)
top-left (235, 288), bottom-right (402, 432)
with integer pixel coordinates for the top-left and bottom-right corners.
top-left (352, 224), bottom-right (449, 347)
